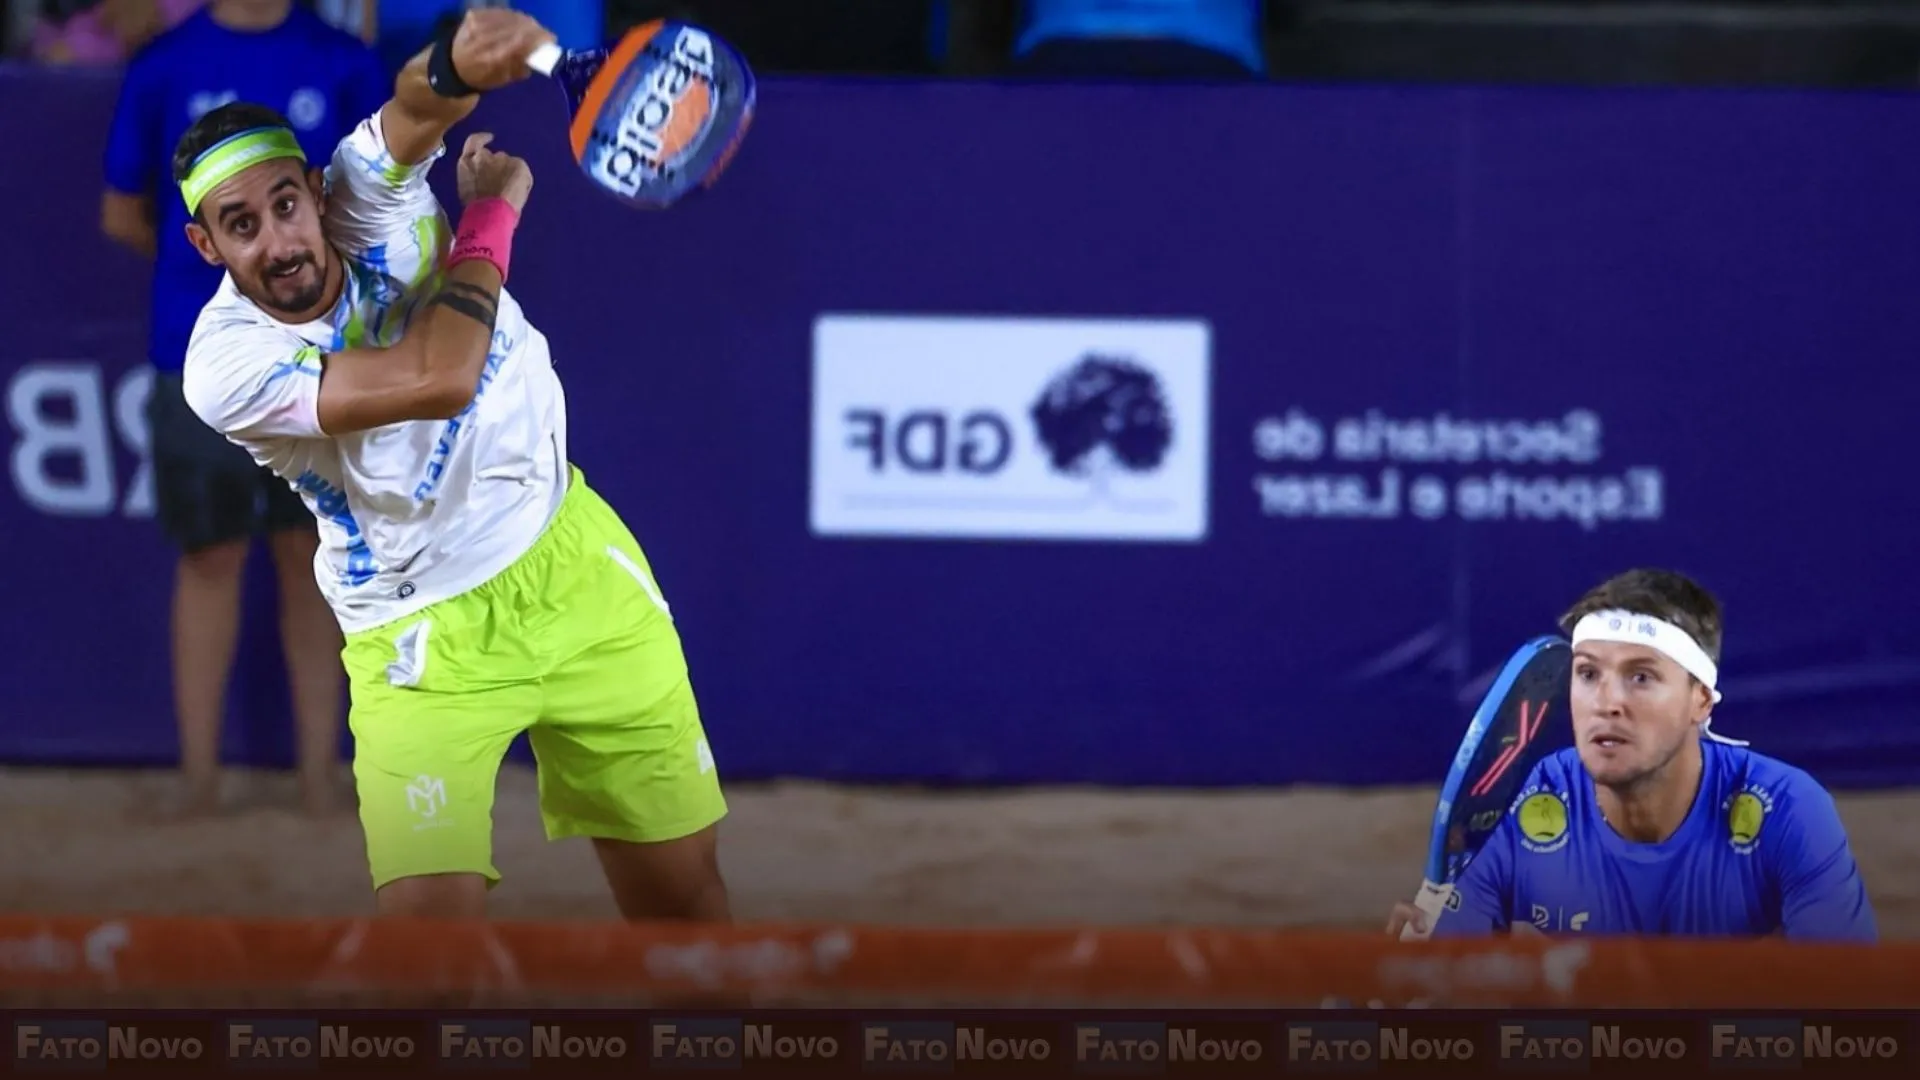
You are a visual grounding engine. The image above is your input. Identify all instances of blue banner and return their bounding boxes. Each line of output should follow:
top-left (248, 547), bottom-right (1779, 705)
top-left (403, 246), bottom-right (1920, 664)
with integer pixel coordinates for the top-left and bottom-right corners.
top-left (3, 65), bottom-right (1916, 787)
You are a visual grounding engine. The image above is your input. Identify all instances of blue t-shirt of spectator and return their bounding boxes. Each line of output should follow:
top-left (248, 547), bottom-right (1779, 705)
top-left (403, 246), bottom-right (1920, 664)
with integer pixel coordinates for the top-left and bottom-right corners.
top-left (1015, 0), bottom-right (1265, 75)
top-left (105, 6), bottom-right (388, 373)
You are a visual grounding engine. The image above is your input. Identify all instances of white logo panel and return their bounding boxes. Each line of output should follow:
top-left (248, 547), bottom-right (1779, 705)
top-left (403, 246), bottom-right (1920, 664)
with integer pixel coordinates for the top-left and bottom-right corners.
top-left (809, 314), bottom-right (1211, 541)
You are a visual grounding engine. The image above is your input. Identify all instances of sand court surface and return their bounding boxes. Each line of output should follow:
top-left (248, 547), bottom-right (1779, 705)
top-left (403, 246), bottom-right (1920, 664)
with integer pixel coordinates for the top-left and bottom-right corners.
top-left (3, 766), bottom-right (1916, 937)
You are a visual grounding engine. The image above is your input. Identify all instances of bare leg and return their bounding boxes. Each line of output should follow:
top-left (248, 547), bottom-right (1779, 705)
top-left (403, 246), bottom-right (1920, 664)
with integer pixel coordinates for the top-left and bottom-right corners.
top-left (376, 873), bottom-right (490, 918)
top-left (267, 526), bottom-right (346, 816)
top-left (592, 825), bottom-right (732, 921)
top-left (168, 539), bottom-right (249, 817)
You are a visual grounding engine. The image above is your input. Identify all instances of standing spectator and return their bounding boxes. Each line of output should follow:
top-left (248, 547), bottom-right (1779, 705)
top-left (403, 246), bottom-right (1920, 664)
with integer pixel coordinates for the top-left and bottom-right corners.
top-left (1009, 0), bottom-right (1266, 79)
top-left (99, 0), bottom-right (387, 817)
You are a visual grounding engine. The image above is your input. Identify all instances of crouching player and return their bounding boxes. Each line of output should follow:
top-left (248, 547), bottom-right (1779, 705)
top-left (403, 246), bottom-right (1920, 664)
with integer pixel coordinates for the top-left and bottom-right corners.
top-left (1391, 569), bottom-right (1876, 941)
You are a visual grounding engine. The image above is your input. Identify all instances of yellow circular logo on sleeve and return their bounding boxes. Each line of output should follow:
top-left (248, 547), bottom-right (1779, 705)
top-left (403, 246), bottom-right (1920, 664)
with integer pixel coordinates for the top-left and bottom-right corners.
top-left (1728, 792), bottom-right (1767, 849)
top-left (1517, 793), bottom-right (1569, 846)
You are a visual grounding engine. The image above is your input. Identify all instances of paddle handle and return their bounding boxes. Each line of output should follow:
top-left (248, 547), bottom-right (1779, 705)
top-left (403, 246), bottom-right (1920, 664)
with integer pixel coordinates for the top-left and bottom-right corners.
top-left (1399, 878), bottom-right (1453, 941)
top-left (526, 41), bottom-right (564, 77)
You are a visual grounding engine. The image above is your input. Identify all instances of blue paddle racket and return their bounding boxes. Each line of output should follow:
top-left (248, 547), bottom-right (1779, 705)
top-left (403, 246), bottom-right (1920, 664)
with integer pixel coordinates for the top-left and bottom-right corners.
top-left (1402, 635), bottom-right (1572, 939)
top-left (524, 19), bottom-right (756, 210)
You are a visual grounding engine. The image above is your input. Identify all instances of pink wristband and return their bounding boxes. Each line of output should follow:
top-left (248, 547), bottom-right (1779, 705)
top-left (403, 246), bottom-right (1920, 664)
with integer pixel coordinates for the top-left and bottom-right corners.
top-left (448, 197), bottom-right (520, 283)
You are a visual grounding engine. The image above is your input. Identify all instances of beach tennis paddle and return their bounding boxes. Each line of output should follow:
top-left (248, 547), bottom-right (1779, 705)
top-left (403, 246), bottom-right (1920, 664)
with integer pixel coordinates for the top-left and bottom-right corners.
top-left (1401, 635), bottom-right (1572, 940)
top-left (523, 19), bottom-right (755, 209)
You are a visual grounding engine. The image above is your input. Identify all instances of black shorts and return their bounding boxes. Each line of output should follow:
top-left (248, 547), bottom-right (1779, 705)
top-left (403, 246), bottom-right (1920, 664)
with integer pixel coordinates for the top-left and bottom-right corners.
top-left (147, 371), bottom-right (312, 554)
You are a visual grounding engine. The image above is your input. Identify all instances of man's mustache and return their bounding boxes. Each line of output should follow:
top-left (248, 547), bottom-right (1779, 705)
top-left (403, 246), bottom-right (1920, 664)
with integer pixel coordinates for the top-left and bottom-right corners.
top-left (264, 253), bottom-right (317, 278)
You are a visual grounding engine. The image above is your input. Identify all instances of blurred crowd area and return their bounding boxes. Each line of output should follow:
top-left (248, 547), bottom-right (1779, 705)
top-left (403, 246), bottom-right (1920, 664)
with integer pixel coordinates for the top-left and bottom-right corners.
top-left (9, 0), bottom-right (1920, 89)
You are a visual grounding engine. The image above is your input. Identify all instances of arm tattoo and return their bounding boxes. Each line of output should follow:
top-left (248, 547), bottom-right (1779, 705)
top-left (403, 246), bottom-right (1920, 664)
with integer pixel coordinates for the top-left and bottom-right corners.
top-left (428, 279), bottom-right (498, 329)
top-left (445, 280), bottom-right (495, 304)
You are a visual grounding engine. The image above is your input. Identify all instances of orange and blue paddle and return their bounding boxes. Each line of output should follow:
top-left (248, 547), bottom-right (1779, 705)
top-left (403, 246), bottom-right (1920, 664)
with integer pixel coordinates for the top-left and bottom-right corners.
top-left (525, 19), bottom-right (755, 210)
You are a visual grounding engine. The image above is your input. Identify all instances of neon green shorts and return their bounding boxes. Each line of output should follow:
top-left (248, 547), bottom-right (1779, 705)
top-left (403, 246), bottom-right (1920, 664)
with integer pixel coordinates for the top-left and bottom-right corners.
top-left (341, 467), bottom-right (726, 892)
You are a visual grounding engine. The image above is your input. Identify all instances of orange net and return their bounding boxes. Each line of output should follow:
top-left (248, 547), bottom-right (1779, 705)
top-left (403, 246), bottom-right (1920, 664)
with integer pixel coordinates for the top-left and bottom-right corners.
top-left (2, 915), bottom-right (1918, 1009)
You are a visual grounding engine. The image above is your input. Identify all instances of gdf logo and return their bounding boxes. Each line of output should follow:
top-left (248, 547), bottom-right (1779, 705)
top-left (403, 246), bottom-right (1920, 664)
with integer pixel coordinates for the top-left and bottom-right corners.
top-left (6, 362), bottom-right (154, 518)
top-left (809, 314), bottom-right (1210, 542)
top-left (841, 355), bottom-right (1175, 481)
top-left (842, 409), bottom-right (1013, 475)
top-left (1029, 354), bottom-right (1174, 477)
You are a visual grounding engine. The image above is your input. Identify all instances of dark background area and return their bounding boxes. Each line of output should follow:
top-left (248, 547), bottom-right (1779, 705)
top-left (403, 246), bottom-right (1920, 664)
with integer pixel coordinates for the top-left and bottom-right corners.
top-left (607, 0), bottom-right (1920, 89)
top-left (13, 2), bottom-right (1920, 89)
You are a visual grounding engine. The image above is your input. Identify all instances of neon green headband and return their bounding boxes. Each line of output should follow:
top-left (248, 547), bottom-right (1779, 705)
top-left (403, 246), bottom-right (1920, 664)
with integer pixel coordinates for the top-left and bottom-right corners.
top-left (181, 127), bottom-right (307, 216)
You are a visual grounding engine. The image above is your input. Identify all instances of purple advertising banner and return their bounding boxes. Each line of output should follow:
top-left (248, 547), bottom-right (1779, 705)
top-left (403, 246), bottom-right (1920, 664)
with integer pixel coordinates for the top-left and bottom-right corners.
top-left (3, 65), bottom-right (1917, 788)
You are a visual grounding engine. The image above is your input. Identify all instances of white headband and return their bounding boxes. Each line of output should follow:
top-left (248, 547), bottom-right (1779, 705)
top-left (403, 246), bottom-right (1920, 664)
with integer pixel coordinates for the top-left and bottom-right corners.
top-left (1570, 609), bottom-right (1747, 745)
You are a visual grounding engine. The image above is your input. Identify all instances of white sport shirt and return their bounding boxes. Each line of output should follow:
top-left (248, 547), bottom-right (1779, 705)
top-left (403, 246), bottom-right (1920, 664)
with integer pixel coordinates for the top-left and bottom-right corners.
top-left (183, 111), bottom-right (567, 633)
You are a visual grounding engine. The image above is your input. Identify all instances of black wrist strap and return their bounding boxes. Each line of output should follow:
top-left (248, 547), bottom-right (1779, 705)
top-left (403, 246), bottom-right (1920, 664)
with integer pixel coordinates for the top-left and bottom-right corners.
top-left (426, 18), bottom-right (477, 99)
